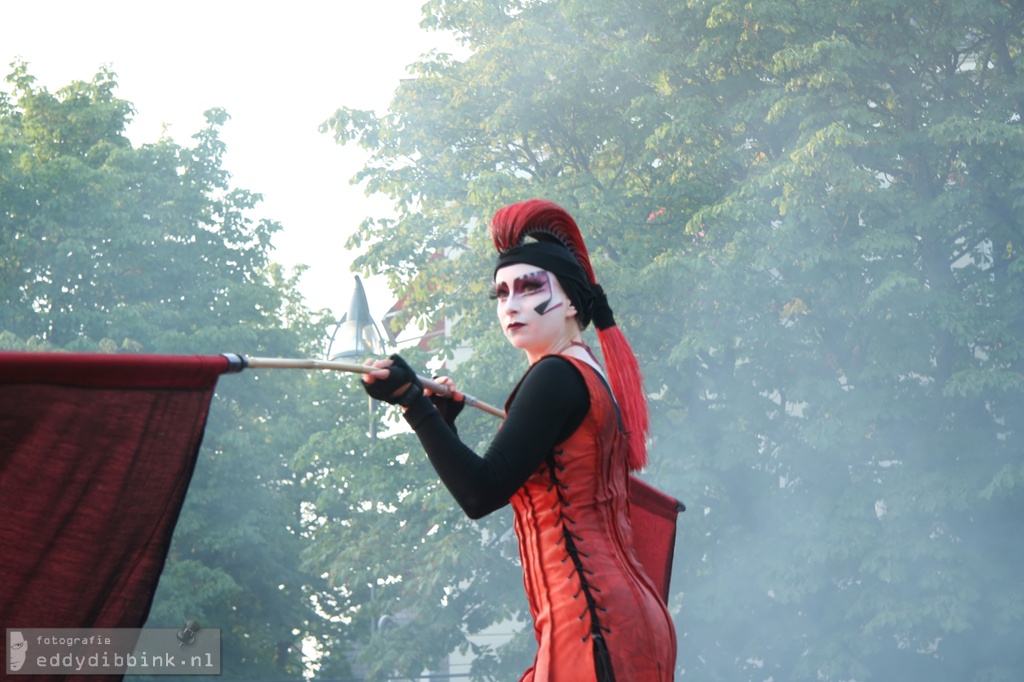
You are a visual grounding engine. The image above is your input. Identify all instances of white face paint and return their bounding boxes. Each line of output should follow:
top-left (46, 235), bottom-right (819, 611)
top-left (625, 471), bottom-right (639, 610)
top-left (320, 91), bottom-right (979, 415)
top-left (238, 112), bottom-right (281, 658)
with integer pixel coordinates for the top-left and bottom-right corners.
top-left (493, 263), bottom-right (577, 361)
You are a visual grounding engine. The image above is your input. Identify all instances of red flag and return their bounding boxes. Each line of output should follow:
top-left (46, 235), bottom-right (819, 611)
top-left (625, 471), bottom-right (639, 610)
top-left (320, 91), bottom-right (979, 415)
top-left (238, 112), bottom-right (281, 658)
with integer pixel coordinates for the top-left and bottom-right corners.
top-left (628, 476), bottom-right (685, 603)
top-left (0, 353), bottom-right (231, 646)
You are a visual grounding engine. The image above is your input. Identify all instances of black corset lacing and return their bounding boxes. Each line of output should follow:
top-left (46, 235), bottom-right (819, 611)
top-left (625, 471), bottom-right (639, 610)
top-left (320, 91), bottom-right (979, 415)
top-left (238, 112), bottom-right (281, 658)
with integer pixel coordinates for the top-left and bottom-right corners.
top-left (546, 448), bottom-right (617, 682)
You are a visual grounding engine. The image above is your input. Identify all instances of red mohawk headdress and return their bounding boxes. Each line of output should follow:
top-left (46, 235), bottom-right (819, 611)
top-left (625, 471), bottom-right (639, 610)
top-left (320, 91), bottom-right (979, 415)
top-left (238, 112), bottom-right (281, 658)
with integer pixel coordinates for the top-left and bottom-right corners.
top-left (490, 199), bottom-right (649, 470)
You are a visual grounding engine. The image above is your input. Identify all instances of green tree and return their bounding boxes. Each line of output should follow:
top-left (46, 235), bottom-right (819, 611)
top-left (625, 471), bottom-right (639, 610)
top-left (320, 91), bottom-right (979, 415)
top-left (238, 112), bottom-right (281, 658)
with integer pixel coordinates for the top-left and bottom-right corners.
top-left (0, 64), bottom-right (353, 679)
top-left (320, 1), bottom-right (1024, 679)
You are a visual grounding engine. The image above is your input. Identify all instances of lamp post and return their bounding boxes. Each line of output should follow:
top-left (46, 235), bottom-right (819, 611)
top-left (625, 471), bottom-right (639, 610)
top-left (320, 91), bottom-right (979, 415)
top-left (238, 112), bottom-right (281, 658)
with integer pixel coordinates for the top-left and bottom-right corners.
top-left (326, 275), bottom-right (386, 361)
top-left (327, 276), bottom-right (386, 437)
top-left (325, 278), bottom-right (392, 643)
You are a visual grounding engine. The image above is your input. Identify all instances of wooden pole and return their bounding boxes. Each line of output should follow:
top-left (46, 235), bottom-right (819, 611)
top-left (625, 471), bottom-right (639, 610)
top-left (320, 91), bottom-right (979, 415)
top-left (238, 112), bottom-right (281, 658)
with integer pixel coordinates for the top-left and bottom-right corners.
top-left (236, 355), bottom-right (506, 419)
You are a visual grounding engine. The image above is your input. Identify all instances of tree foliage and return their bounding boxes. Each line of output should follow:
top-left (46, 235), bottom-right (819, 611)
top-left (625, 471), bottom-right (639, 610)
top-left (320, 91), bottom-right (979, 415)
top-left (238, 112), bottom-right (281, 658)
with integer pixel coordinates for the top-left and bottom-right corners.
top-left (0, 63), bottom-right (352, 679)
top-left (320, 1), bottom-right (1024, 679)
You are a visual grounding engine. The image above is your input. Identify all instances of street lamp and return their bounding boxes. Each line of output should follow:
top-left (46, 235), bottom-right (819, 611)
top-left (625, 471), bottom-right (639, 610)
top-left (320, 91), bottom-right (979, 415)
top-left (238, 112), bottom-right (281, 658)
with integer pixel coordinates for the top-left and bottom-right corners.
top-left (326, 275), bottom-right (386, 439)
top-left (327, 276), bottom-right (385, 361)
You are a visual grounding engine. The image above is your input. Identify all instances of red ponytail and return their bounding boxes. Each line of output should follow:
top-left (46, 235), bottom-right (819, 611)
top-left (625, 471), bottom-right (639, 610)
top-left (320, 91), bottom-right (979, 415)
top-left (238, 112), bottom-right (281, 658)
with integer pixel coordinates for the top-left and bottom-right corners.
top-left (490, 199), bottom-right (649, 470)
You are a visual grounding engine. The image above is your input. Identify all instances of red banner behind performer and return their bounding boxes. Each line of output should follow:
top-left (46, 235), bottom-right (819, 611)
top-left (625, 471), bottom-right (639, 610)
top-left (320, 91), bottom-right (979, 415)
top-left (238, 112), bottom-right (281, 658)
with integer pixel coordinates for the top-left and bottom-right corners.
top-left (628, 476), bottom-right (685, 604)
top-left (0, 353), bottom-right (231, 657)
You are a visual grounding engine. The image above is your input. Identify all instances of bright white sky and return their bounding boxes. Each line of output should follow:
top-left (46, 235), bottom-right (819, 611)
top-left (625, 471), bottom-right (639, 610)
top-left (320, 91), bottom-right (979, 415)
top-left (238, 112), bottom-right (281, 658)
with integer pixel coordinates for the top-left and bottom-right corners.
top-left (4, 0), bottom-right (462, 320)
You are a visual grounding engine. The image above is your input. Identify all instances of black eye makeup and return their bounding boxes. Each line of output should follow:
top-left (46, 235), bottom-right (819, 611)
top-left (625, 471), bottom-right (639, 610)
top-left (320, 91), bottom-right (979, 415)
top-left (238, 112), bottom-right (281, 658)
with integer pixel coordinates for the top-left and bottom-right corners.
top-left (489, 282), bottom-right (510, 301)
top-left (492, 271), bottom-right (549, 299)
top-left (513, 272), bottom-right (550, 294)
top-left (491, 270), bottom-right (558, 318)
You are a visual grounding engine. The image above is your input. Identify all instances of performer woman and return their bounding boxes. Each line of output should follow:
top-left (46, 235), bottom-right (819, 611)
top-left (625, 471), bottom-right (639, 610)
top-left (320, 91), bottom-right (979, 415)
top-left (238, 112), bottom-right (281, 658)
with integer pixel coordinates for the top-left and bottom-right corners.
top-left (362, 199), bottom-right (676, 681)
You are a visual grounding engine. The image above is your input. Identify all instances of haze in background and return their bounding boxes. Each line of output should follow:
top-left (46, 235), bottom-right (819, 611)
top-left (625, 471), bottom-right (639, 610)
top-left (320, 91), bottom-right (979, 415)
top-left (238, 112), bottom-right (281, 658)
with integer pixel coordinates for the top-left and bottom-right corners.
top-left (3, 0), bottom-right (460, 317)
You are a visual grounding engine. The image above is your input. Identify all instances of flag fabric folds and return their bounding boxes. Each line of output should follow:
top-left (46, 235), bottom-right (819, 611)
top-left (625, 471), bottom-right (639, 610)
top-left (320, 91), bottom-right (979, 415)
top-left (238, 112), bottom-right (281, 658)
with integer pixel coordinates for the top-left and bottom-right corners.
top-left (0, 352), bottom-right (231, 642)
top-left (628, 475), bottom-right (685, 603)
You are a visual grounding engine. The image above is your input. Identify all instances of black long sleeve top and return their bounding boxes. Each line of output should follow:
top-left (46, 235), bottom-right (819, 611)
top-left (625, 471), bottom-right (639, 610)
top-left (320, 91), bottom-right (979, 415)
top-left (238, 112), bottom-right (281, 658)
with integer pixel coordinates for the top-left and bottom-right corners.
top-left (402, 356), bottom-right (591, 519)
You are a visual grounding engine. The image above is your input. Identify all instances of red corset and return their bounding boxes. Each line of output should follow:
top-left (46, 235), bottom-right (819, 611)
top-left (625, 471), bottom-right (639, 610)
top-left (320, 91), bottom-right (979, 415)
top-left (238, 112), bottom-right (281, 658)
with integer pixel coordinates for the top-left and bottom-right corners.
top-left (509, 356), bottom-right (676, 681)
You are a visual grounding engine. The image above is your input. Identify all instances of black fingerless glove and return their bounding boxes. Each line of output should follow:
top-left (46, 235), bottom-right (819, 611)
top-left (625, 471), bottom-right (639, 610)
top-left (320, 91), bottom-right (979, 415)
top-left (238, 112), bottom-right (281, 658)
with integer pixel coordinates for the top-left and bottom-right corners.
top-left (362, 354), bottom-right (424, 407)
top-left (429, 387), bottom-right (465, 433)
